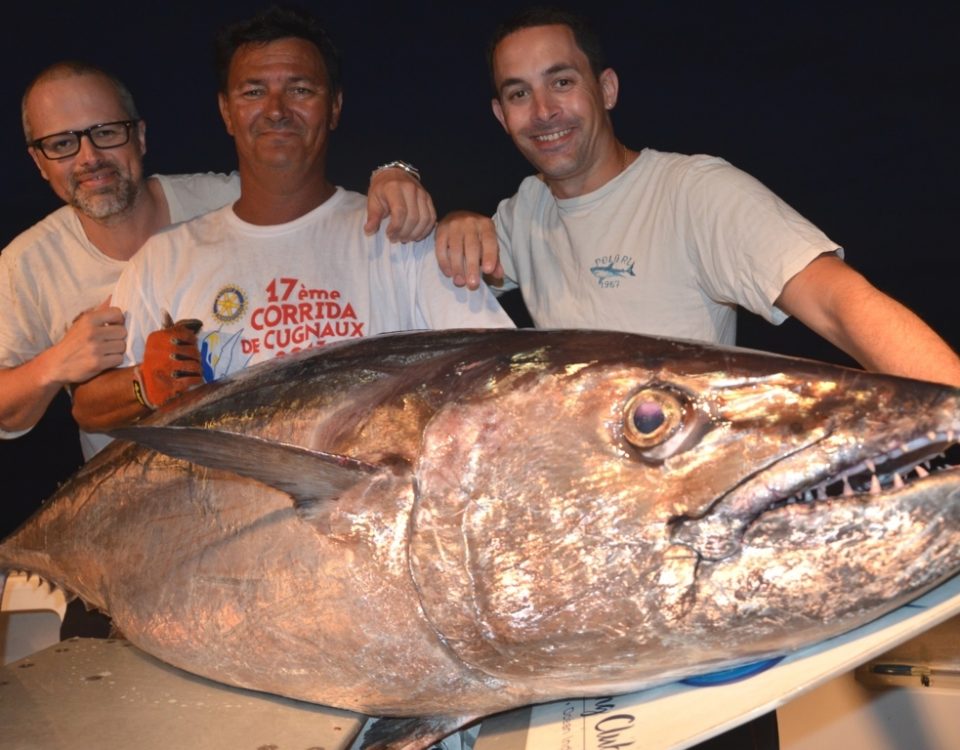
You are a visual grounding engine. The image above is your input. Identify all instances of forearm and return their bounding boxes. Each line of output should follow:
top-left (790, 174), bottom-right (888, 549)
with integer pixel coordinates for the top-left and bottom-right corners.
top-left (72, 367), bottom-right (151, 433)
top-left (778, 256), bottom-right (960, 386)
top-left (821, 288), bottom-right (960, 386)
top-left (0, 355), bottom-right (65, 432)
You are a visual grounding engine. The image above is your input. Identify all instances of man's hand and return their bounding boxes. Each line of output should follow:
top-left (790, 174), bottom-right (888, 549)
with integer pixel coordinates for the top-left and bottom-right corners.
top-left (53, 300), bottom-right (127, 385)
top-left (435, 211), bottom-right (504, 290)
top-left (0, 300), bottom-right (126, 434)
top-left (134, 314), bottom-right (204, 409)
top-left (364, 166), bottom-right (437, 243)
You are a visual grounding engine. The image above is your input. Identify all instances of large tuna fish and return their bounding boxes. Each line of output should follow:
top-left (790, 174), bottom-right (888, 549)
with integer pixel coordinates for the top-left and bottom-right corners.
top-left (2, 329), bottom-right (959, 749)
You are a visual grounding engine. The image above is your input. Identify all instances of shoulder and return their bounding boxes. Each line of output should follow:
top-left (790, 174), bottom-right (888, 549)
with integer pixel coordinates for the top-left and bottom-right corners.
top-left (634, 150), bottom-right (773, 209)
top-left (1, 205), bottom-right (84, 267)
top-left (331, 186), bottom-right (366, 213)
top-left (516, 174), bottom-right (551, 202)
top-left (154, 171), bottom-right (240, 193)
top-left (496, 175), bottom-right (551, 222)
top-left (153, 172), bottom-right (241, 221)
top-left (634, 149), bottom-right (735, 184)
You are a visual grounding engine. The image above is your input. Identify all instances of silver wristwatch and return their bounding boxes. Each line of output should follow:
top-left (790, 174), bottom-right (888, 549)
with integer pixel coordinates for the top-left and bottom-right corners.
top-left (372, 160), bottom-right (421, 181)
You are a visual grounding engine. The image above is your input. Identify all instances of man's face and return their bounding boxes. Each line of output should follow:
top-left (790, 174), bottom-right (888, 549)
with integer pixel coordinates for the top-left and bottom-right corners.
top-left (218, 36), bottom-right (341, 179)
top-left (25, 73), bottom-right (146, 221)
top-left (491, 24), bottom-right (618, 197)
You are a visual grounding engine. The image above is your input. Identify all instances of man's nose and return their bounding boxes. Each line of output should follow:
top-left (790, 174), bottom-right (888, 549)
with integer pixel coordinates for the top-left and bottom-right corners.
top-left (531, 90), bottom-right (559, 122)
top-left (264, 90), bottom-right (291, 121)
top-left (74, 133), bottom-right (104, 163)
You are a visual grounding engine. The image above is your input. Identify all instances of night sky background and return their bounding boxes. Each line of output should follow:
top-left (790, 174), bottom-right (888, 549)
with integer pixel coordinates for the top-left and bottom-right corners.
top-left (1, 1), bottom-right (957, 535)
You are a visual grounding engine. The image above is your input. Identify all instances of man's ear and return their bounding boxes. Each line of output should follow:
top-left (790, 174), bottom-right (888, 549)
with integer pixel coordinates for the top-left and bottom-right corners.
top-left (599, 68), bottom-right (619, 111)
top-left (329, 90), bottom-right (343, 131)
top-left (491, 97), bottom-right (508, 132)
top-left (218, 92), bottom-right (234, 136)
top-left (27, 147), bottom-right (50, 182)
top-left (135, 118), bottom-right (147, 156)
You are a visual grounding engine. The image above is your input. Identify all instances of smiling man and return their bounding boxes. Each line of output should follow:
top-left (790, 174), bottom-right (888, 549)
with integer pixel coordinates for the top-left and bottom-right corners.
top-left (1, 59), bottom-right (437, 461)
top-left (435, 7), bottom-right (960, 388)
top-left (0, 63), bottom-right (240, 459)
top-left (71, 5), bottom-right (511, 432)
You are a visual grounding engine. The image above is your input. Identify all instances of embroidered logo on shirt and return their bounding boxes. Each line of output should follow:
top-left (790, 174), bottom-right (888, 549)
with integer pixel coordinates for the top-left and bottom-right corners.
top-left (590, 255), bottom-right (636, 288)
top-left (212, 285), bottom-right (249, 324)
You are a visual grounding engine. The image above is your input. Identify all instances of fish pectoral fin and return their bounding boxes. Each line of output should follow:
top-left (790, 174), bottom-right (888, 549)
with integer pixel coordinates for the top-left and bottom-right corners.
top-left (110, 425), bottom-right (378, 510)
top-left (359, 715), bottom-right (479, 750)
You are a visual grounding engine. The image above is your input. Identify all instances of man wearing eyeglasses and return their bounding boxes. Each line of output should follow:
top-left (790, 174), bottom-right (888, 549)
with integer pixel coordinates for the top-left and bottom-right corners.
top-left (0, 61), bottom-right (435, 461)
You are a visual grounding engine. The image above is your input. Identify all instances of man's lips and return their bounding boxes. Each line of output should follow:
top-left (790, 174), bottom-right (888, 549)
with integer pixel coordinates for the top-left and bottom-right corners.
top-left (257, 127), bottom-right (302, 138)
top-left (531, 127), bottom-right (574, 144)
top-left (73, 167), bottom-right (118, 189)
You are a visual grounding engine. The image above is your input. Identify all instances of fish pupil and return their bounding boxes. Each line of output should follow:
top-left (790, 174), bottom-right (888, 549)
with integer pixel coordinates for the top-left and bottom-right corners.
top-left (634, 402), bottom-right (666, 434)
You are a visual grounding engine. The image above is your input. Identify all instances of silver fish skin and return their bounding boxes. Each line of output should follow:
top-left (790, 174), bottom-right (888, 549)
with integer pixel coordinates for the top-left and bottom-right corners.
top-left (1, 329), bottom-right (959, 747)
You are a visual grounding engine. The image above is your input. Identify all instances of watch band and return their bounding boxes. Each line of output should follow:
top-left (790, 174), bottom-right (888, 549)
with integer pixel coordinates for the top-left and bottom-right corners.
top-left (372, 160), bottom-right (421, 181)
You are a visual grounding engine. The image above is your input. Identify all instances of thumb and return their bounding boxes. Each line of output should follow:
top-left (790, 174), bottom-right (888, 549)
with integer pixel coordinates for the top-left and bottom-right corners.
top-left (364, 194), bottom-right (387, 236)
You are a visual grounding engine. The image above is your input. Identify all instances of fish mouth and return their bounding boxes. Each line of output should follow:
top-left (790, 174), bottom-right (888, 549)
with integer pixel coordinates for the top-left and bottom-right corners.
top-left (672, 429), bottom-right (960, 561)
top-left (769, 432), bottom-right (959, 511)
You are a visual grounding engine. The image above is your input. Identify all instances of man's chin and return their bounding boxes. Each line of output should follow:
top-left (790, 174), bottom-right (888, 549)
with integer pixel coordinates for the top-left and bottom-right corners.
top-left (72, 187), bottom-right (136, 221)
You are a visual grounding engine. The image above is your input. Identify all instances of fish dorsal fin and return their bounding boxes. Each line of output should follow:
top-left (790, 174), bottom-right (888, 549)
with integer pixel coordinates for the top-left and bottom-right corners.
top-left (110, 426), bottom-right (378, 518)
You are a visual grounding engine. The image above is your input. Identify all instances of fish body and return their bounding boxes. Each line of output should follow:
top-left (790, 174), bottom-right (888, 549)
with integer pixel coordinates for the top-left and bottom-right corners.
top-left (2, 329), bottom-right (959, 747)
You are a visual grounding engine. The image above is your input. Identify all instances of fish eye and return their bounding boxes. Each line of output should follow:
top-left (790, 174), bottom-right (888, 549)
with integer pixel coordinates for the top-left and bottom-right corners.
top-left (624, 389), bottom-right (684, 448)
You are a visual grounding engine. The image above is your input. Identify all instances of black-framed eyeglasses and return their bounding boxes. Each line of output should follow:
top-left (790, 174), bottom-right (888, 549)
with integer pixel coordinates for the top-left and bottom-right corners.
top-left (28, 120), bottom-right (140, 160)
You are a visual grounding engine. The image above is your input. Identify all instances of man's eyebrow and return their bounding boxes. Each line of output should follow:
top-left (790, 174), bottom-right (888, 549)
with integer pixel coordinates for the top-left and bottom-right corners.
top-left (543, 63), bottom-right (579, 77)
top-left (498, 63), bottom-right (580, 94)
top-left (497, 76), bottom-right (528, 93)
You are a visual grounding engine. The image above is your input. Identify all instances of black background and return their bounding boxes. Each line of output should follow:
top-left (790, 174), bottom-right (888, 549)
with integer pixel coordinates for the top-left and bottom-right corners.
top-left (1, 1), bottom-right (957, 534)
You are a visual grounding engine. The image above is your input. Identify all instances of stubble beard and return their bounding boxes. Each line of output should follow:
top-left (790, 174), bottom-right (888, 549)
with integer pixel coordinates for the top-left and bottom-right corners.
top-left (68, 161), bottom-right (140, 221)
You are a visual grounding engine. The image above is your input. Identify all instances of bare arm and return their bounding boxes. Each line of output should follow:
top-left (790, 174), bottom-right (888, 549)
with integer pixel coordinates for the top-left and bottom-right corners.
top-left (776, 255), bottom-right (960, 386)
top-left (0, 304), bottom-right (125, 433)
top-left (72, 366), bottom-right (151, 432)
top-left (435, 211), bottom-right (504, 290)
top-left (364, 166), bottom-right (437, 242)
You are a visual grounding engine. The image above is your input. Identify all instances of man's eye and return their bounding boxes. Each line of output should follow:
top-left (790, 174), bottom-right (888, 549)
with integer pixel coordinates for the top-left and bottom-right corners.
top-left (507, 89), bottom-right (528, 101)
top-left (48, 137), bottom-right (75, 153)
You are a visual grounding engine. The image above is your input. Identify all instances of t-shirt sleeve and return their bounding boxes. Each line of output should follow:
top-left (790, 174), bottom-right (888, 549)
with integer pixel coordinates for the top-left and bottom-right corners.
top-left (492, 195), bottom-right (520, 294)
top-left (410, 238), bottom-right (515, 330)
top-left (159, 172), bottom-right (241, 224)
top-left (0, 248), bottom-right (44, 369)
top-left (680, 158), bottom-right (842, 325)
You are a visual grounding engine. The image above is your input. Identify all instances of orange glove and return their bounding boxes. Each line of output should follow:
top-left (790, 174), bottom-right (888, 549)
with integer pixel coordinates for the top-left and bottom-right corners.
top-left (133, 313), bottom-right (204, 409)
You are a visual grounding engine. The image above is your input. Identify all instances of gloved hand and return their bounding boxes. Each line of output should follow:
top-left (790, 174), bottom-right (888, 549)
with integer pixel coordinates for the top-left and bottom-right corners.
top-left (133, 312), bottom-right (204, 409)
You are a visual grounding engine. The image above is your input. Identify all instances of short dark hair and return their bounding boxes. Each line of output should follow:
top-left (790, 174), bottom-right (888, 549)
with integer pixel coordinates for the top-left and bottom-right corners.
top-left (487, 7), bottom-right (606, 94)
top-left (22, 61), bottom-right (139, 142)
top-left (214, 4), bottom-right (341, 94)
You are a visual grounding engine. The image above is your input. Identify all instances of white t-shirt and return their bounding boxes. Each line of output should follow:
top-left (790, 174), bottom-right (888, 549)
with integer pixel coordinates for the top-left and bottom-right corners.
top-left (494, 149), bottom-right (842, 344)
top-left (0, 172), bottom-right (240, 457)
top-left (115, 188), bottom-right (513, 380)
